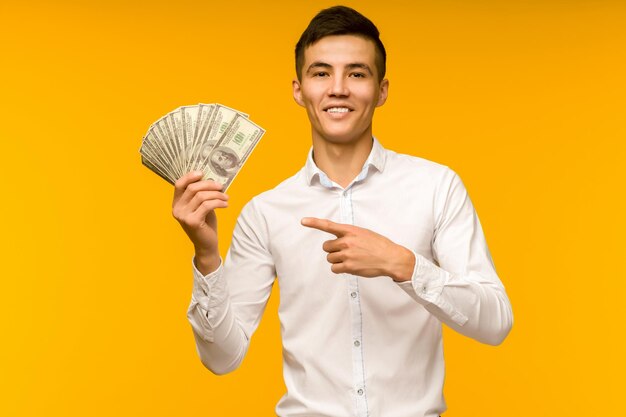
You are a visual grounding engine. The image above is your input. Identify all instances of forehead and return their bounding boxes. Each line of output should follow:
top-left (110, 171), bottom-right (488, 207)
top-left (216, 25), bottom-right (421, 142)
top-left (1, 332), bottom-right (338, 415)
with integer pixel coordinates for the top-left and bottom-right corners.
top-left (303, 35), bottom-right (378, 68)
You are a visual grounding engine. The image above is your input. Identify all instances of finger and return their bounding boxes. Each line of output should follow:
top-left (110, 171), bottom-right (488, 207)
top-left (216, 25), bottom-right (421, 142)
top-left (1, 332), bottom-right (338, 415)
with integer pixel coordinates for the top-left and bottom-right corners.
top-left (173, 188), bottom-right (227, 222)
top-left (301, 217), bottom-right (350, 237)
top-left (322, 238), bottom-right (346, 253)
top-left (178, 179), bottom-right (224, 206)
top-left (330, 263), bottom-right (348, 274)
top-left (190, 199), bottom-right (229, 223)
top-left (174, 171), bottom-right (205, 200)
top-left (187, 190), bottom-right (229, 212)
top-left (326, 251), bottom-right (345, 264)
top-left (174, 196), bottom-right (221, 226)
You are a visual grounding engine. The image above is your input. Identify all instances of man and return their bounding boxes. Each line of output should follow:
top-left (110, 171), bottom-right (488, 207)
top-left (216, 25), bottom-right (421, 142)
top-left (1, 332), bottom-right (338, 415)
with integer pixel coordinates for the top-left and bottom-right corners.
top-left (173, 5), bottom-right (513, 417)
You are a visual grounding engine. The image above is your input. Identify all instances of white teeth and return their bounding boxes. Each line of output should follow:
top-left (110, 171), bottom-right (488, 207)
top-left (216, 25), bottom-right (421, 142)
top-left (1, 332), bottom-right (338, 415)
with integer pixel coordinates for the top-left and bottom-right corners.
top-left (326, 107), bottom-right (350, 113)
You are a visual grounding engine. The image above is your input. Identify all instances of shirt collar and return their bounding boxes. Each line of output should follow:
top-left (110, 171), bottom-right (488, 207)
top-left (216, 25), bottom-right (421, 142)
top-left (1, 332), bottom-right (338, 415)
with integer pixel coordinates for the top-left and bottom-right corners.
top-left (304, 136), bottom-right (387, 187)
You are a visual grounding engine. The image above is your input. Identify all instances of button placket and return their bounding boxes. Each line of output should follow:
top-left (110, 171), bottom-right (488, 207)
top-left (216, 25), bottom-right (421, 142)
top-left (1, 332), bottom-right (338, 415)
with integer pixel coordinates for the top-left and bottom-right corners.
top-left (340, 187), bottom-right (368, 417)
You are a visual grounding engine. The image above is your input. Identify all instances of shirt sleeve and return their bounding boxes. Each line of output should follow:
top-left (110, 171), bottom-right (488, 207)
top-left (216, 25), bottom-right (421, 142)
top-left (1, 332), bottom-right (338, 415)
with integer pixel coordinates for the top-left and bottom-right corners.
top-left (395, 170), bottom-right (513, 345)
top-left (186, 199), bottom-right (276, 374)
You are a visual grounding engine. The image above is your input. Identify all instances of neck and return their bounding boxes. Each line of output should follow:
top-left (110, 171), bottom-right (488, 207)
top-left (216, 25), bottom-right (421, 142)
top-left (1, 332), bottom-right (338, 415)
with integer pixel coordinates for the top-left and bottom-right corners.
top-left (312, 134), bottom-right (374, 188)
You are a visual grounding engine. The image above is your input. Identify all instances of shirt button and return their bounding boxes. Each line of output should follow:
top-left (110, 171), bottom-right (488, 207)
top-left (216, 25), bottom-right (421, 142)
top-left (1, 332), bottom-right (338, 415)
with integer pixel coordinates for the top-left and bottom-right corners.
top-left (354, 340), bottom-right (360, 347)
top-left (357, 388), bottom-right (364, 395)
top-left (350, 291), bottom-right (357, 298)
top-left (422, 285), bottom-right (427, 293)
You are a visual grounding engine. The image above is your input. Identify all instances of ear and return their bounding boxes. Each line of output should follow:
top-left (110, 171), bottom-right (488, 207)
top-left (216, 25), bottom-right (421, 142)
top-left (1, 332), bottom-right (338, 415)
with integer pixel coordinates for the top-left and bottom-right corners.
top-left (292, 79), bottom-right (305, 107)
top-left (376, 78), bottom-right (389, 107)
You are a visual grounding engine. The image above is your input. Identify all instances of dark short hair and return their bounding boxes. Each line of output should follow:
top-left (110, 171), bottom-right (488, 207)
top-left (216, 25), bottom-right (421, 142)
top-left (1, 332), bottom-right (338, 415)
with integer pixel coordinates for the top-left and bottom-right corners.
top-left (295, 5), bottom-right (387, 82)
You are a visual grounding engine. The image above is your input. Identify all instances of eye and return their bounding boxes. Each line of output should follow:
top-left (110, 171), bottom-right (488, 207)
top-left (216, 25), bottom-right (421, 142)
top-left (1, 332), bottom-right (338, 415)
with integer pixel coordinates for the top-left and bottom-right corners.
top-left (350, 72), bottom-right (366, 78)
top-left (313, 71), bottom-right (329, 77)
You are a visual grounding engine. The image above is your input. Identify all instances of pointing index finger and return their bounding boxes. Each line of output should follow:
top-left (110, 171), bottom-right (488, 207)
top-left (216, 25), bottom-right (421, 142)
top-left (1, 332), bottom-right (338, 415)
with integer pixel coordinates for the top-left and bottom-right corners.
top-left (301, 217), bottom-right (350, 237)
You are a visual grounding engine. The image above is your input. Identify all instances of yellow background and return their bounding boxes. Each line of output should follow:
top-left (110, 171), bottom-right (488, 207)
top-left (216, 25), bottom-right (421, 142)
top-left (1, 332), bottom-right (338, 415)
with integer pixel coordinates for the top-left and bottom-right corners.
top-left (1, 0), bottom-right (625, 415)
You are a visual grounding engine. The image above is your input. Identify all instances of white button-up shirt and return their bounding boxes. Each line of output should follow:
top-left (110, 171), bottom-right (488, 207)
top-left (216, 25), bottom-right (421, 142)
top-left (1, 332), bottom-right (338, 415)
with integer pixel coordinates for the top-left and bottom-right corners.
top-left (187, 138), bottom-right (513, 417)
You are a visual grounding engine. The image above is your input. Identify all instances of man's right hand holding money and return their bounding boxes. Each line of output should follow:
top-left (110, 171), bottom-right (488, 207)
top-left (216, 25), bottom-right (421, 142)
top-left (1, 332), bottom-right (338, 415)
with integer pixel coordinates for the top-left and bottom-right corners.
top-left (172, 172), bottom-right (229, 275)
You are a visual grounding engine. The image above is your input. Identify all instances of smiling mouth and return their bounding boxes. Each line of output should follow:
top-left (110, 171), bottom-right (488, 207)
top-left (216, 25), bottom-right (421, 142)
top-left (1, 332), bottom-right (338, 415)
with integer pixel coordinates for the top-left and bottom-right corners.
top-left (324, 107), bottom-right (352, 114)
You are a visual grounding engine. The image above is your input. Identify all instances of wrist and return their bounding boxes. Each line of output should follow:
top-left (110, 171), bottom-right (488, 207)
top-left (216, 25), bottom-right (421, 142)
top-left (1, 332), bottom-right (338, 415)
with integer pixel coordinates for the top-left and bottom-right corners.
top-left (194, 247), bottom-right (221, 275)
top-left (389, 246), bottom-right (415, 282)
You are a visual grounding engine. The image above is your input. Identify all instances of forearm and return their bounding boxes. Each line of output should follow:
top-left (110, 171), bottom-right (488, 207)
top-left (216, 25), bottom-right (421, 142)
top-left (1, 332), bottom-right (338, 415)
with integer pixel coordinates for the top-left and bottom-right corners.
top-left (187, 260), bottom-right (249, 374)
top-left (184, 198), bottom-right (276, 375)
top-left (194, 247), bottom-right (221, 276)
top-left (188, 296), bottom-right (249, 375)
top-left (396, 253), bottom-right (513, 345)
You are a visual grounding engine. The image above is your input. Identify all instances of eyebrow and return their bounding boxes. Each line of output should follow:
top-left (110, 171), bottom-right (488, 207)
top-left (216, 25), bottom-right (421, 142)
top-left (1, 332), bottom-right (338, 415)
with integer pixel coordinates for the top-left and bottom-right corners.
top-left (346, 63), bottom-right (373, 74)
top-left (306, 61), bottom-right (373, 75)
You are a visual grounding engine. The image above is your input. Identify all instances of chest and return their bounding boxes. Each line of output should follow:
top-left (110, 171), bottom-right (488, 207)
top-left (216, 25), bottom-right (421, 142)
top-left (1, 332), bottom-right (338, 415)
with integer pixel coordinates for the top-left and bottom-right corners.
top-left (265, 181), bottom-right (437, 287)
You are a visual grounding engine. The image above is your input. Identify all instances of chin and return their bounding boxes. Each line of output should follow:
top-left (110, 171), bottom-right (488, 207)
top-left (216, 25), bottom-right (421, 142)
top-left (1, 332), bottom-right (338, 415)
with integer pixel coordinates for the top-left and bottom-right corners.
top-left (320, 134), bottom-right (359, 145)
top-left (319, 128), bottom-right (370, 145)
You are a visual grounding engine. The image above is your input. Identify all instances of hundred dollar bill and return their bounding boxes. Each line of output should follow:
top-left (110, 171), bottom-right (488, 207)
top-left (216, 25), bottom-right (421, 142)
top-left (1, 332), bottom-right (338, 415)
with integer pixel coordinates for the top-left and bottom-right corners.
top-left (188, 104), bottom-right (241, 173)
top-left (168, 109), bottom-right (186, 177)
top-left (140, 126), bottom-right (182, 181)
top-left (141, 127), bottom-right (166, 166)
top-left (198, 114), bottom-right (265, 190)
top-left (180, 106), bottom-right (201, 172)
top-left (141, 154), bottom-right (175, 185)
top-left (186, 103), bottom-right (215, 173)
top-left (148, 119), bottom-right (176, 169)
top-left (140, 103), bottom-right (264, 188)
top-left (216, 103), bottom-right (248, 118)
top-left (156, 115), bottom-right (183, 179)
top-left (140, 133), bottom-right (177, 182)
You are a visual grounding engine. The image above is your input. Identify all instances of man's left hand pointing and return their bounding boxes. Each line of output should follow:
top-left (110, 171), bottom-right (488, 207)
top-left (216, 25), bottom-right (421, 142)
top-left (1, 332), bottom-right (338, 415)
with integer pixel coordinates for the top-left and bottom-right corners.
top-left (301, 217), bottom-right (415, 282)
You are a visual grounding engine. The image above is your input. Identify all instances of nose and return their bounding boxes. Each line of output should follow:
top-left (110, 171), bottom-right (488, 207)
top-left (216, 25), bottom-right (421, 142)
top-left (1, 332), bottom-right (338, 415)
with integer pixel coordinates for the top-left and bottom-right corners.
top-left (328, 75), bottom-right (349, 97)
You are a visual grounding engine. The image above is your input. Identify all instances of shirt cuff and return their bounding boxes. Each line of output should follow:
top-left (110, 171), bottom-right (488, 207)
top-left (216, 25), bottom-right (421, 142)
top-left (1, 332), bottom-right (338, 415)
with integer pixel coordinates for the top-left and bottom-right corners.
top-left (395, 251), bottom-right (468, 326)
top-left (395, 251), bottom-right (443, 300)
top-left (188, 256), bottom-right (230, 343)
top-left (191, 256), bottom-right (228, 308)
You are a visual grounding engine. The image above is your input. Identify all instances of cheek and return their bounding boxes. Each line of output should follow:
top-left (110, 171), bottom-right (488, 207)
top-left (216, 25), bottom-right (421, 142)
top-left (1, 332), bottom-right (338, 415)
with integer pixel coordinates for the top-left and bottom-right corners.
top-left (303, 97), bottom-right (323, 119)
top-left (354, 87), bottom-right (379, 106)
top-left (301, 82), bottom-right (327, 101)
top-left (303, 106), bottom-right (321, 126)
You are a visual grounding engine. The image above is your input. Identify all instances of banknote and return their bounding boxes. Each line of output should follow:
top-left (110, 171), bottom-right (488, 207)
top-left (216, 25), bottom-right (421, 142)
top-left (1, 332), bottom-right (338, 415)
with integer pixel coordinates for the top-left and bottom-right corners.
top-left (198, 114), bottom-right (265, 190)
top-left (140, 103), bottom-right (264, 190)
top-left (186, 103), bottom-right (215, 173)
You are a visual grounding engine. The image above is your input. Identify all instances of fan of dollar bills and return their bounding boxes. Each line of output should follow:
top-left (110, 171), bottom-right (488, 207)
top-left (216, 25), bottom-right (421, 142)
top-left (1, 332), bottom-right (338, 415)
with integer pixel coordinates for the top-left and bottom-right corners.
top-left (140, 103), bottom-right (265, 191)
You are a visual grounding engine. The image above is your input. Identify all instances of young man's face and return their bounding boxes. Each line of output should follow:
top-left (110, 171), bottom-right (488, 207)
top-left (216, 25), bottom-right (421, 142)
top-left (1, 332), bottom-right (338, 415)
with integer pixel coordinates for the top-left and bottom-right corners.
top-left (293, 35), bottom-right (389, 146)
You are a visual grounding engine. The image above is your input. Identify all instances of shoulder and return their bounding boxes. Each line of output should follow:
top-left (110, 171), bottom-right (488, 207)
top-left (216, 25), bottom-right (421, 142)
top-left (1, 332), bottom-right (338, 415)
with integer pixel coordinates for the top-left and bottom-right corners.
top-left (382, 149), bottom-right (475, 229)
top-left (255, 167), bottom-right (306, 201)
top-left (239, 167), bottom-right (307, 217)
top-left (383, 147), bottom-right (459, 186)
